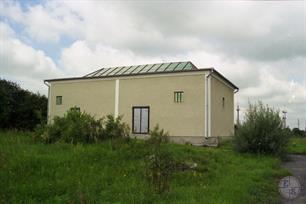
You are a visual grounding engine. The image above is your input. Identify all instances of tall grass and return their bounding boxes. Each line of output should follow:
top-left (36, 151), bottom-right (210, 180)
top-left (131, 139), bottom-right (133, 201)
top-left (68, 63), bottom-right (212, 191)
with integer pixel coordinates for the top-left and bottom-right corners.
top-left (0, 131), bottom-right (288, 203)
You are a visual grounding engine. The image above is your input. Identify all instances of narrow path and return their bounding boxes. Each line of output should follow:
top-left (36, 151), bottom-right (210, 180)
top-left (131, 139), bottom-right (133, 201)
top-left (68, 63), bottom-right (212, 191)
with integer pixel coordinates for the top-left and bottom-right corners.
top-left (281, 154), bottom-right (306, 204)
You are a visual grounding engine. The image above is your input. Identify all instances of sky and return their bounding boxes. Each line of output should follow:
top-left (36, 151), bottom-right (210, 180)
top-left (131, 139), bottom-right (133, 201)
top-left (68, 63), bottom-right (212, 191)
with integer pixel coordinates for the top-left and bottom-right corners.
top-left (0, 0), bottom-right (305, 129)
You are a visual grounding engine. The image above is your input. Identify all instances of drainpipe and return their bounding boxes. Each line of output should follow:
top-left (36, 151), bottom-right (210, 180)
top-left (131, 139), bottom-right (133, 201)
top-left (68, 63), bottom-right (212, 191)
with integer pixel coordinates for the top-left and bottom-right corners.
top-left (114, 79), bottom-right (120, 118)
top-left (44, 81), bottom-right (50, 124)
top-left (205, 69), bottom-right (214, 139)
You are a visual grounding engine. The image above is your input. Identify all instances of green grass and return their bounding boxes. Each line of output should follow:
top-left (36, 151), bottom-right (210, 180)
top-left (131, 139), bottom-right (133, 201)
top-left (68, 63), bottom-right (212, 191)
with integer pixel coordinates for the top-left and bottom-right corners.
top-left (288, 136), bottom-right (306, 155)
top-left (0, 131), bottom-right (288, 204)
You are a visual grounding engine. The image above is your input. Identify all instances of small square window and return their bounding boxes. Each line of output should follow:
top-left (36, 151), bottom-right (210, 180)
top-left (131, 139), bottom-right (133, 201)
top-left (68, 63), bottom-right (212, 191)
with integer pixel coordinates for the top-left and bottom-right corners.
top-left (174, 91), bottom-right (183, 103)
top-left (56, 96), bottom-right (62, 105)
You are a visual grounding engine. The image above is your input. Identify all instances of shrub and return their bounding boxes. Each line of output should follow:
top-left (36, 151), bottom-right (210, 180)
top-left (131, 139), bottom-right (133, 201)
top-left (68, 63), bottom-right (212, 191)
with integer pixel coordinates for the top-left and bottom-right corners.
top-left (104, 115), bottom-right (130, 149)
top-left (34, 108), bottom-right (104, 144)
top-left (145, 125), bottom-right (174, 194)
top-left (104, 115), bottom-right (130, 140)
top-left (34, 108), bottom-right (130, 144)
top-left (234, 101), bottom-right (289, 157)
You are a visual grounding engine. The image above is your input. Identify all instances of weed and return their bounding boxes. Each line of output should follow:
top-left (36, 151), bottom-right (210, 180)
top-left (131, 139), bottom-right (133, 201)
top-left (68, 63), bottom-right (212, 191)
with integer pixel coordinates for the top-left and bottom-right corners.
top-left (145, 125), bottom-right (174, 194)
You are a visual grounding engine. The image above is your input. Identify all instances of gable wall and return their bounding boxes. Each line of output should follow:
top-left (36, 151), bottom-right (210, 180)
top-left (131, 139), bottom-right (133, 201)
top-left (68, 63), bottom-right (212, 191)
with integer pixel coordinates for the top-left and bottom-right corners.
top-left (210, 75), bottom-right (235, 137)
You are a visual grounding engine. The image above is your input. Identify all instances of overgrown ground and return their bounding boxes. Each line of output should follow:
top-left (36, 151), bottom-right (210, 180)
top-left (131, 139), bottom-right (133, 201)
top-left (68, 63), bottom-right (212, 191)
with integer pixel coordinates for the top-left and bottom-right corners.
top-left (0, 131), bottom-right (289, 204)
top-left (288, 136), bottom-right (306, 155)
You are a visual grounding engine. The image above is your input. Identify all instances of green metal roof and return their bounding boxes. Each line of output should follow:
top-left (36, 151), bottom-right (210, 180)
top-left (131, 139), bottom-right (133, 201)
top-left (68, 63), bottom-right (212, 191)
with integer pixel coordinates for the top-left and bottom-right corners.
top-left (84, 61), bottom-right (197, 78)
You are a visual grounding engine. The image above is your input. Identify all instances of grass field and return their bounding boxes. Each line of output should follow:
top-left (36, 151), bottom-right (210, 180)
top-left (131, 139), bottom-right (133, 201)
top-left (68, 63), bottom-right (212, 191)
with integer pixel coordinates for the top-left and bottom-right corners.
top-left (288, 136), bottom-right (306, 155)
top-left (0, 131), bottom-right (288, 203)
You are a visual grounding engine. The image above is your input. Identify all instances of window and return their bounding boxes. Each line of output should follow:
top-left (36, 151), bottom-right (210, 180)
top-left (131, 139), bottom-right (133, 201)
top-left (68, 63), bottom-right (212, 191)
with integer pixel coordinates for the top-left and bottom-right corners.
top-left (70, 107), bottom-right (80, 112)
top-left (132, 107), bottom-right (150, 134)
top-left (222, 97), bottom-right (225, 109)
top-left (174, 91), bottom-right (183, 103)
top-left (56, 96), bottom-right (62, 105)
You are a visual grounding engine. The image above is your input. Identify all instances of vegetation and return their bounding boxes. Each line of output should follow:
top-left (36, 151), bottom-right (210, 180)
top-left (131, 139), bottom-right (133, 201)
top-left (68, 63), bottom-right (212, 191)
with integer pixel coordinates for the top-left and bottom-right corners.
top-left (234, 101), bottom-right (290, 157)
top-left (0, 131), bottom-right (288, 203)
top-left (0, 84), bottom-right (297, 202)
top-left (34, 109), bottom-right (130, 145)
top-left (288, 137), bottom-right (306, 155)
top-left (145, 125), bottom-right (173, 194)
top-left (291, 127), bottom-right (305, 137)
top-left (0, 79), bottom-right (47, 130)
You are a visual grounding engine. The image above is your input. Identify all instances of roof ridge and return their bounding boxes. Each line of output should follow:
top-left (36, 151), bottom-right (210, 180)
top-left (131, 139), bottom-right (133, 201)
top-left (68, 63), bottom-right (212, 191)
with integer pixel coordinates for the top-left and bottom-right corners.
top-left (110, 61), bottom-right (193, 69)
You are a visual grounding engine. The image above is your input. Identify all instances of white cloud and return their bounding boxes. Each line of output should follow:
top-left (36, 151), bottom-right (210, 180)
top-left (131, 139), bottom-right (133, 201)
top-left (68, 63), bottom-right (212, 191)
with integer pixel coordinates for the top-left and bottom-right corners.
top-left (239, 69), bottom-right (306, 103)
top-left (3, 1), bottom-right (304, 59)
top-left (0, 21), bottom-right (15, 38)
top-left (0, 1), bottom-right (305, 128)
top-left (0, 0), bottom-right (82, 42)
top-left (236, 68), bottom-right (306, 128)
top-left (60, 41), bottom-right (163, 76)
top-left (0, 0), bottom-right (24, 23)
top-left (0, 22), bottom-right (63, 94)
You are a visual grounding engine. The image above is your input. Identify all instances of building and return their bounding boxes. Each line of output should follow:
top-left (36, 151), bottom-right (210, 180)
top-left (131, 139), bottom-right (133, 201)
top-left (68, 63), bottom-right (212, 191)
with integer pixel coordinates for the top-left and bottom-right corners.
top-left (44, 61), bottom-right (239, 144)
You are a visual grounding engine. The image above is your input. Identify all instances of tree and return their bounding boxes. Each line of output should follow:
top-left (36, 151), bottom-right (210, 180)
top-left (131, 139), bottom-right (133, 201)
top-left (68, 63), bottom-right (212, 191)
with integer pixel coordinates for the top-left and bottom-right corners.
top-left (0, 79), bottom-right (47, 130)
top-left (292, 128), bottom-right (304, 137)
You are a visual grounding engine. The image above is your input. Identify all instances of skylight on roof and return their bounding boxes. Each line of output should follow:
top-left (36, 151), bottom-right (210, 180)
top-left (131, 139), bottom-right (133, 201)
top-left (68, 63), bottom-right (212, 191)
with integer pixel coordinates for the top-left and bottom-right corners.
top-left (83, 61), bottom-right (197, 78)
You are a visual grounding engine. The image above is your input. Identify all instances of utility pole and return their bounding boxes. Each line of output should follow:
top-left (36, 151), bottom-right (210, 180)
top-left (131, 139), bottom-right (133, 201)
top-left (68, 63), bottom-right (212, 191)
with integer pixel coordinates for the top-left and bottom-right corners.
top-left (236, 105), bottom-right (240, 126)
top-left (297, 118), bottom-right (300, 129)
top-left (282, 110), bottom-right (287, 128)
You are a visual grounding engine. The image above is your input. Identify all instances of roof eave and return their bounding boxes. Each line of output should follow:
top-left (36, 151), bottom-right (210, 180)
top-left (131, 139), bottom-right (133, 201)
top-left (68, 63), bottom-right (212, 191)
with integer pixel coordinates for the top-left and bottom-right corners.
top-left (44, 67), bottom-right (239, 91)
top-left (209, 68), bottom-right (239, 90)
top-left (44, 68), bottom-right (213, 83)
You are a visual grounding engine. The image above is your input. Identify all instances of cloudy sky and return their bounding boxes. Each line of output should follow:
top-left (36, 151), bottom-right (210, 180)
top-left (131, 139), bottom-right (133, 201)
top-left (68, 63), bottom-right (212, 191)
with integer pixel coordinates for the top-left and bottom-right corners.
top-left (0, 0), bottom-right (305, 128)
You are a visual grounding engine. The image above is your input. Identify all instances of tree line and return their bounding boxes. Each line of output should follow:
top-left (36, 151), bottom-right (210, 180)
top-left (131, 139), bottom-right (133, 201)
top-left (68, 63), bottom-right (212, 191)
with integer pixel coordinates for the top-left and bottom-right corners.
top-left (0, 79), bottom-right (47, 130)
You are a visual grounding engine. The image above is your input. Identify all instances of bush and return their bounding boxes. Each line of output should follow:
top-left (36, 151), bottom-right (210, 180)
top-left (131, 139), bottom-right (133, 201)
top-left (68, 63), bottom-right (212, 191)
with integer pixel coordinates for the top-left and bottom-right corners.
top-left (234, 101), bottom-right (289, 157)
top-left (145, 125), bottom-right (174, 194)
top-left (104, 115), bottom-right (130, 140)
top-left (34, 108), bottom-right (130, 144)
top-left (104, 115), bottom-right (130, 149)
